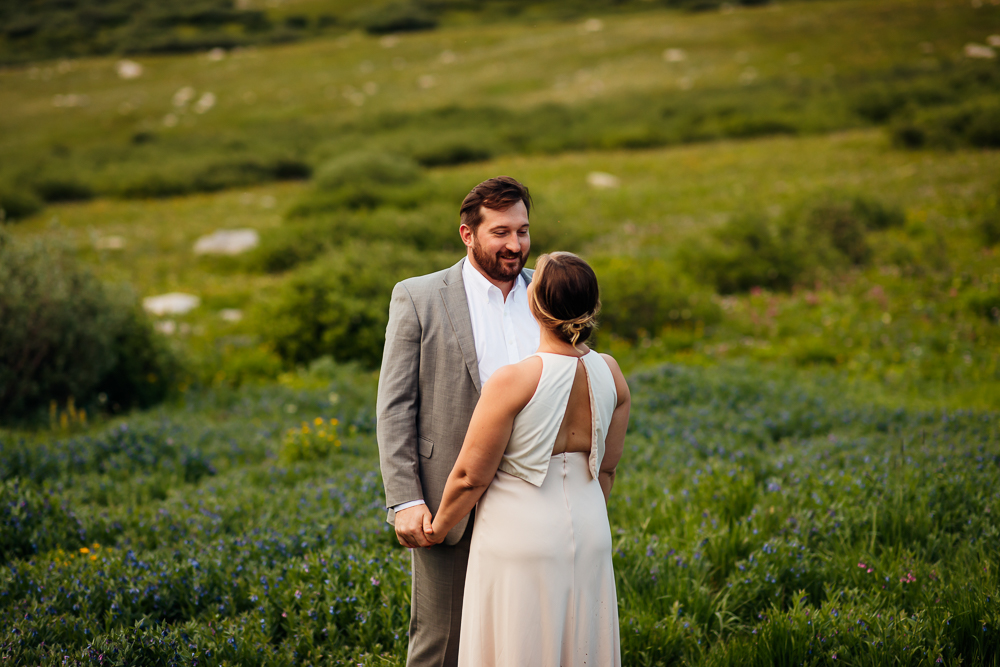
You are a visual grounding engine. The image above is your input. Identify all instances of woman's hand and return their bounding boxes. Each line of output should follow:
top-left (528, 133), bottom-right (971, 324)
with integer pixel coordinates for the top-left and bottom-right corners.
top-left (423, 514), bottom-right (446, 546)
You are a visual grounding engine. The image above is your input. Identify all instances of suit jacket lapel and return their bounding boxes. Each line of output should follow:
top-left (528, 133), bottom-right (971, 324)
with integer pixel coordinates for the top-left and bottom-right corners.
top-left (440, 261), bottom-right (537, 396)
top-left (440, 260), bottom-right (482, 394)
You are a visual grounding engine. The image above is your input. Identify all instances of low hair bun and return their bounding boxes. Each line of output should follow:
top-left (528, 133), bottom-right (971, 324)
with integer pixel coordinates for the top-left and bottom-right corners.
top-left (528, 252), bottom-right (601, 347)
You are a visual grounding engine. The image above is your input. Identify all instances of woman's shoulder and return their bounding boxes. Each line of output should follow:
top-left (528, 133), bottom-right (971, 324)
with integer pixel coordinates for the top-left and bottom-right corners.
top-left (597, 352), bottom-right (622, 374)
top-left (481, 356), bottom-right (544, 409)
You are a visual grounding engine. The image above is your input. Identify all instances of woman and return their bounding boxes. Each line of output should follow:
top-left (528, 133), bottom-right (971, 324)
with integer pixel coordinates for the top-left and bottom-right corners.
top-left (423, 251), bottom-right (631, 666)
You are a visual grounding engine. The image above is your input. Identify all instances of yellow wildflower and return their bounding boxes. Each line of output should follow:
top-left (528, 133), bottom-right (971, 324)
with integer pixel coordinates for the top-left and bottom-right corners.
top-left (90, 555), bottom-right (97, 561)
top-left (330, 418), bottom-right (339, 426)
top-left (314, 417), bottom-right (324, 426)
top-left (79, 547), bottom-right (89, 554)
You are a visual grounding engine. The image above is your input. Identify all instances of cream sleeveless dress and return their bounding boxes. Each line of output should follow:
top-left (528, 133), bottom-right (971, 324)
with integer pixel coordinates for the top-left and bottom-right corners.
top-left (457, 350), bottom-right (621, 667)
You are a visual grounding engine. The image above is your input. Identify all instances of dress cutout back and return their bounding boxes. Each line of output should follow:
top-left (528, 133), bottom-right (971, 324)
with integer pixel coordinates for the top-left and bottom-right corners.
top-left (498, 350), bottom-right (618, 486)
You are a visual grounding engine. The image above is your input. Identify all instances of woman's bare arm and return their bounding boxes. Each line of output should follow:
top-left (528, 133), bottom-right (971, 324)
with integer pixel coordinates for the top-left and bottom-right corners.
top-left (423, 358), bottom-right (542, 544)
top-left (598, 354), bottom-right (630, 504)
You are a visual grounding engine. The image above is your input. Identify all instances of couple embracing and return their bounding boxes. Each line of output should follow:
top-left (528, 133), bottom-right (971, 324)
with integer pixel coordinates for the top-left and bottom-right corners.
top-left (377, 176), bottom-right (631, 667)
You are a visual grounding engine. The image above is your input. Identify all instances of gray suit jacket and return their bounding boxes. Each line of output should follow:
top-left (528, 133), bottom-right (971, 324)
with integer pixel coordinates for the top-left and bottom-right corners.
top-left (377, 258), bottom-right (534, 545)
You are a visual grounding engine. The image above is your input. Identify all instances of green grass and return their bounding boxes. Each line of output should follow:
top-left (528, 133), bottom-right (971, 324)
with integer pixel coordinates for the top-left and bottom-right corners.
top-left (2, 0), bottom-right (998, 201)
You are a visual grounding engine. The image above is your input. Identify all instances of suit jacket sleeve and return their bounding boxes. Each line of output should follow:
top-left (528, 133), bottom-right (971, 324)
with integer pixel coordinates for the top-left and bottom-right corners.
top-left (377, 281), bottom-right (424, 509)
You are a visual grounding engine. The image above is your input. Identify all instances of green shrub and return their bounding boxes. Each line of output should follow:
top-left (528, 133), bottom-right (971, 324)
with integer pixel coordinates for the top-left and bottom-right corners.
top-left (681, 196), bottom-right (904, 293)
top-left (409, 136), bottom-right (494, 167)
top-left (591, 255), bottom-right (721, 340)
top-left (891, 98), bottom-right (1000, 150)
top-left (0, 187), bottom-right (43, 222)
top-left (0, 232), bottom-right (178, 420)
top-left (32, 177), bottom-right (94, 203)
top-left (255, 242), bottom-right (450, 367)
top-left (290, 150), bottom-right (425, 213)
top-left (353, 1), bottom-right (438, 35)
top-left (965, 287), bottom-right (1000, 323)
top-left (680, 212), bottom-right (816, 294)
top-left (115, 157), bottom-right (311, 199)
top-left (979, 210), bottom-right (1000, 247)
top-left (314, 151), bottom-right (421, 192)
top-left (0, 479), bottom-right (85, 563)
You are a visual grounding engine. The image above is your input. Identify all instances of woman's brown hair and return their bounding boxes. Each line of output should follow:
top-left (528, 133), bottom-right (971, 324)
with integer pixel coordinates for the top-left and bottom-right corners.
top-left (528, 252), bottom-right (600, 346)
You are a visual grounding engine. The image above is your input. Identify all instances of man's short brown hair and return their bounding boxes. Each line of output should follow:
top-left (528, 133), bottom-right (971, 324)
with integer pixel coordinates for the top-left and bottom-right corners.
top-left (459, 176), bottom-right (532, 233)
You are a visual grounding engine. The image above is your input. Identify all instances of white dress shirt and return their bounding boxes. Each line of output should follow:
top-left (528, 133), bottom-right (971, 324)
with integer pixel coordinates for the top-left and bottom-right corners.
top-left (393, 258), bottom-right (541, 513)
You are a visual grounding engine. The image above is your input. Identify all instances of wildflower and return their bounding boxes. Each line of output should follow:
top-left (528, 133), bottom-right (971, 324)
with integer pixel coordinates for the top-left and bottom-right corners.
top-left (371, 577), bottom-right (380, 586)
top-left (314, 418), bottom-right (323, 426)
top-left (79, 548), bottom-right (89, 554)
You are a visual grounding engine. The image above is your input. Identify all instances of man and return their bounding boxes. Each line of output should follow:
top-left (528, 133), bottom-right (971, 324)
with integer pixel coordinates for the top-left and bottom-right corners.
top-left (377, 176), bottom-right (540, 666)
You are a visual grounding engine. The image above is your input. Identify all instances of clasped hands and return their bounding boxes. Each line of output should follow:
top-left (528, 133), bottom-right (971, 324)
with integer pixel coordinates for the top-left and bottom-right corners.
top-left (393, 504), bottom-right (446, 548)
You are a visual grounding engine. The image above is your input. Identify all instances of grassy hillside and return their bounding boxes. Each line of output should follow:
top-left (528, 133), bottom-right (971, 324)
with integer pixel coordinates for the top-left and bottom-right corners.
top-left (2, 0), bottom-right (998, 203)
top-left (2, 0), bottom-right (1000, 664)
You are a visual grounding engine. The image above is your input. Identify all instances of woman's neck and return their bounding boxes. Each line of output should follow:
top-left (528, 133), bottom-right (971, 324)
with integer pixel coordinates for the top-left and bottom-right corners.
top-left (536, 326), bottom-right (589, 357)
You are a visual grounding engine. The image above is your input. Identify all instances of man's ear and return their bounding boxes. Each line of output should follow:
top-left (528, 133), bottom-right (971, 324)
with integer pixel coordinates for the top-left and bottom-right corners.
top-left (459, 224), bottom-right (474, 249)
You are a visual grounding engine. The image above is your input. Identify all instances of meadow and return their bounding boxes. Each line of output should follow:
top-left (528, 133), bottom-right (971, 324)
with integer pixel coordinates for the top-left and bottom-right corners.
top-left (2, 0), bottom-right (1000, 664)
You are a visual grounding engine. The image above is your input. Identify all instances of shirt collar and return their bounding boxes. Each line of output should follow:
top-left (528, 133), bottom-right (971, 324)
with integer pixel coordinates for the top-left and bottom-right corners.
top-left (463, 257), bottom-right (524, 304)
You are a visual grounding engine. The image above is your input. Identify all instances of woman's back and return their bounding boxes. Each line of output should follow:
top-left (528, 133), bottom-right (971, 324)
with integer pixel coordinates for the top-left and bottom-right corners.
top-left (551, 359), bottom-right (593, 456)
top-left (496, 350), bottom-right (618, 488)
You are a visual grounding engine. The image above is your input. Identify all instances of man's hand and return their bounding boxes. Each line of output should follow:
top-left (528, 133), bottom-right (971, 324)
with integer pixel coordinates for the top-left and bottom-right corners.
top-left (394, 504), bottom-right (433, 548)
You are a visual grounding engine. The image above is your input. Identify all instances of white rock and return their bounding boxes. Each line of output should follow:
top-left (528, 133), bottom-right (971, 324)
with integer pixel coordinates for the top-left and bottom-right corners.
top-left (587, 172), bottom-right (620, 189)
top-left (193, 229), bottom-right (260, 255)
top-left (663, 48), bottom-right (687, 63)
top-left (964, 43), bottom-right (996, 59)
top-left (154, 320), bottom-right (177, 335)
top-left (95, 236), bottom-right (125, 250)
top-left (220, 309), bottom-right (244, 322)
top-left (207, 47), bottom-right (226, 61)
top-left (144, 293), bottom-right (200, 316)
top-left (987, 35), bottom-right (1000, 47)
top-left (193, 92), bottom-right (216, 114)
top-left (52, 93), bottom-right (88, 107)
top-left (173, 86), bottom-right (195, 107)
top-left (116, 60), bottom-right (143, 79)
top-left (581, 18), bottom-right (603, 33)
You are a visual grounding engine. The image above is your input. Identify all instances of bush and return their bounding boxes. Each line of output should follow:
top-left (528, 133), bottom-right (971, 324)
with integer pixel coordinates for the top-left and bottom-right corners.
top-left (255, 242), bottom-right (450, 367)
top-left (0, 187), bottom-right (43, 222)
top-left (979, 210), bottom-right (1000, 247)
top-left (680, 212), bottom-right (815, 294)
top-left (353, 1), bottom-right (438, 35)
top-left (33, 177), bottom-right (94, 203)
top-left (591, 256), bottom-right (721, 340)
top-left (314, 150), bottom-right (421, 192)
top-left (0, 480), bottom-right (85, 563)
top-left (890, 98), bottom-right (1000, 150)
top-left (681, 195), bottom-right (904, 293)
top-left (0, 232), bottom-right (178, 420)
top-left (290, 150), bottom-right (425, 213)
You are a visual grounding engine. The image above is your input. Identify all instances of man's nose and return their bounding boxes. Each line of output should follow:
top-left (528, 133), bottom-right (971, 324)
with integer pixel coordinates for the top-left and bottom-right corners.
top-left (505, 234), bottom-right (521, 253)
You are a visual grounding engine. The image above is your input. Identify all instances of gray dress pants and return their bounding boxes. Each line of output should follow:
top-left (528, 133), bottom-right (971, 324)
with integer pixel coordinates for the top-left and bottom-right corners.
top-left (406, 512), bottom-right (474, 667)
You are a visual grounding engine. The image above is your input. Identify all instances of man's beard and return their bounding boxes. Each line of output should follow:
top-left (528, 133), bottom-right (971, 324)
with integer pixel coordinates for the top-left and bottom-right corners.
top-left (472, 237), bottom-right (528, 283)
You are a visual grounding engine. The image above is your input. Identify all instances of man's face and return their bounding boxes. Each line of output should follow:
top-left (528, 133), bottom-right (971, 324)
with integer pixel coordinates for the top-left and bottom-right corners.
top-left (462, 200), bottom-right (530, 283)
